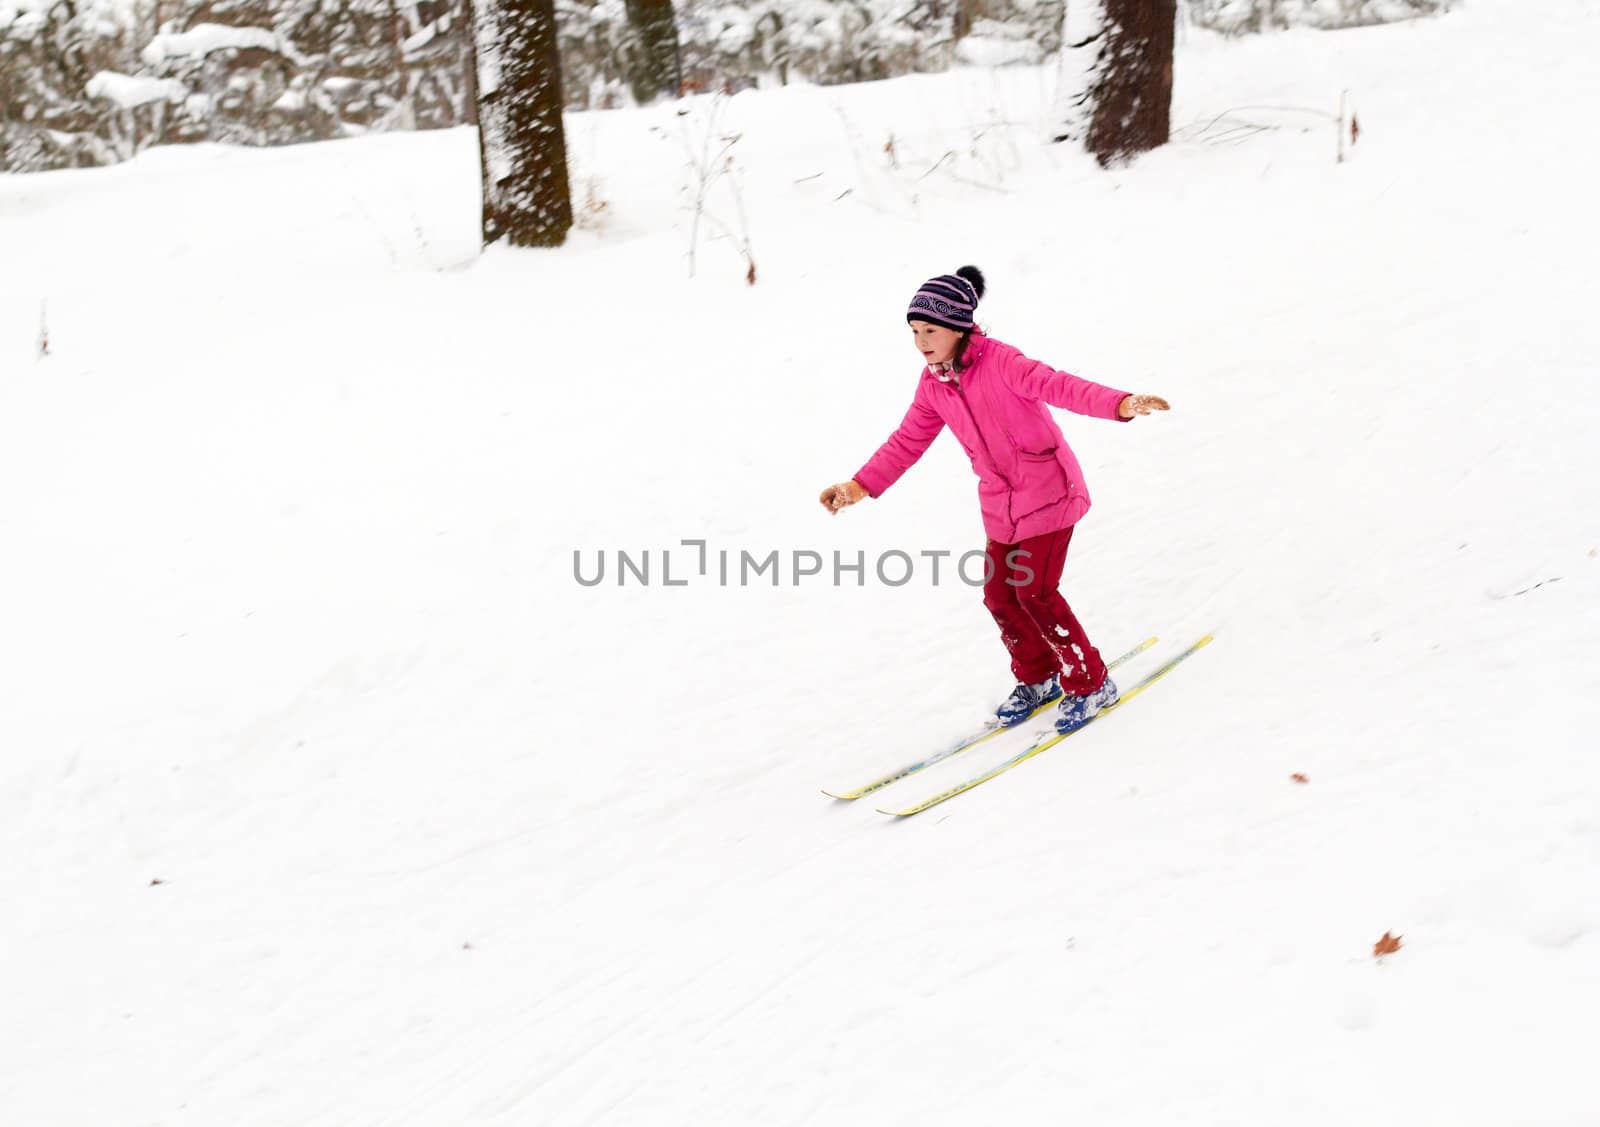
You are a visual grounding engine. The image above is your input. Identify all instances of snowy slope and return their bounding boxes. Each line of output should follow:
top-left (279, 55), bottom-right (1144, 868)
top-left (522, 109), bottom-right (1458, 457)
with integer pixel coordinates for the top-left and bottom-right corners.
top-left (3, 2), bottom-right (1600, 1124)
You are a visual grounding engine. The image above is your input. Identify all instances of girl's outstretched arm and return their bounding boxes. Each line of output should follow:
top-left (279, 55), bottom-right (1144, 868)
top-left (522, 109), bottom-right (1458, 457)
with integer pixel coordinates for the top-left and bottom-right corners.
top-left (845, 386), bottom-right (946, 502)
top-left (998, 348), bottom-right (1129, 420)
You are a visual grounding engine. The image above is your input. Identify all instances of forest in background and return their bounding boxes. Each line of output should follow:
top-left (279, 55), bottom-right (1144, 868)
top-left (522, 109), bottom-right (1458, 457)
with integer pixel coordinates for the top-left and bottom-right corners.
top-left (1, 0), bottom-right (1446, 173)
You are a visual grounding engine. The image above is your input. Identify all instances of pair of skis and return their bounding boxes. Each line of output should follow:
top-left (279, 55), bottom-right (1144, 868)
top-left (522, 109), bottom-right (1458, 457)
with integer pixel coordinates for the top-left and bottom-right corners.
top-left (823, 634), bottom-right (1213, 818)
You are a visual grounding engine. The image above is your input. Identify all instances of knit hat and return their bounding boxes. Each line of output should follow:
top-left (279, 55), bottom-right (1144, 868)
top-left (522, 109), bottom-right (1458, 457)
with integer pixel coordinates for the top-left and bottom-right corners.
top-left (906, 265), bottom-right (986, 332)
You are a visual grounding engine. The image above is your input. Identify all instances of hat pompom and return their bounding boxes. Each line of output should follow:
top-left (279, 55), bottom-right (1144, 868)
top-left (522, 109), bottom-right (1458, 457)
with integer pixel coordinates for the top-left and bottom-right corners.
top-left (955, 265), bottom-right (986, 300)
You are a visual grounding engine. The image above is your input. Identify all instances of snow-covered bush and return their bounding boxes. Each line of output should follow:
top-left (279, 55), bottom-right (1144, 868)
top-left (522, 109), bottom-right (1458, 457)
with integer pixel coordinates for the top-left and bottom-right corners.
top-left (3, 0), bottom-right (472, 169)
top-left (1186, 0), bottom-right (1454, 34)
top-left (1, 0), bottom-right (138, 170)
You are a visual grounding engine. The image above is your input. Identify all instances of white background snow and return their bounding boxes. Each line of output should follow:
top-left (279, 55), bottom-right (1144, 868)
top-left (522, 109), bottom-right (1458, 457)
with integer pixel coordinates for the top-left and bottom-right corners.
top-left (3, 1), bottom-right (1599, 1123)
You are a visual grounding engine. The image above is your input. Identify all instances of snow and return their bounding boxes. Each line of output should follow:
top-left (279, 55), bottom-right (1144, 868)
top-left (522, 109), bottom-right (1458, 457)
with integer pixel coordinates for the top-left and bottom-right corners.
top-left (1, 6), bottom-right (45, 35)
top-left (1, 0), bottom-right (133, 20)
top-left (139, 22), bottom-right (310, 69)
top-left (3, 1), bottom-right (1600, 1124)
top-left (401, 21), bottom-right (439, 54)
top-left (86, 70), bottom-right (190, 109)
top-left (955, 23), bottom-right (1048, 68)
top-left (1053, 0), bottom-right (1105, 138)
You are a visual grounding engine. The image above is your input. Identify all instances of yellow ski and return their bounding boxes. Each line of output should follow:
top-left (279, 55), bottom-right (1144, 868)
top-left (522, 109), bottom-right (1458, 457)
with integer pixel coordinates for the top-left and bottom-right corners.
top-left (878, 635), bottom-right (1214, 818)
top-left (822, 637), bottom-right (1158, 801)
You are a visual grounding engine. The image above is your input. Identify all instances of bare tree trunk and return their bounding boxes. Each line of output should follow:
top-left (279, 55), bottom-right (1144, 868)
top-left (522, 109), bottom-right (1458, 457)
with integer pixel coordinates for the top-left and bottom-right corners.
top-left (471, 0), bottom-right (572, 246)
top-left (387, 0), bottom-right (416, 130)
top-left (1052, 0), bottom-right (1176, 167)
top-left (622, 0), bottom-right (681, 104)
top-left (460, 0), bottom-right (479, 125)
top-left (954, 0), bottom-right (977, 41)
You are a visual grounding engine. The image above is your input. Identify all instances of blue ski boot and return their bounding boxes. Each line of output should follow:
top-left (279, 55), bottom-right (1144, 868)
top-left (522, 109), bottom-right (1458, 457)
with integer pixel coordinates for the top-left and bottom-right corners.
top-left (996, 675), bottom-right (1062, 728)
top-left (1055, 674), bottom-right (1120, 734)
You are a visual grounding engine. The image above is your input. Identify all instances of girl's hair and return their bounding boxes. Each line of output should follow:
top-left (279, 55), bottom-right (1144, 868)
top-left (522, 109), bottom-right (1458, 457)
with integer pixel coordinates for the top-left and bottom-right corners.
top-left (951, 326), bottom-right (983, 373)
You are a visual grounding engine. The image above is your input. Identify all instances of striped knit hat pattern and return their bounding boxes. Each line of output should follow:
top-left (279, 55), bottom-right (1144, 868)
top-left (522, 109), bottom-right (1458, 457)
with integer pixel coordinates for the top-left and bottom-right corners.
top-left (905, 265), bottom-right (986, 332)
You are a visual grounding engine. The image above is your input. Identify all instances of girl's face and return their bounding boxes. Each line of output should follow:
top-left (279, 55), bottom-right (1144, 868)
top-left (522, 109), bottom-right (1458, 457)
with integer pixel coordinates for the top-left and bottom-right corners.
top-left (910, 319), bottom-right (962, 367)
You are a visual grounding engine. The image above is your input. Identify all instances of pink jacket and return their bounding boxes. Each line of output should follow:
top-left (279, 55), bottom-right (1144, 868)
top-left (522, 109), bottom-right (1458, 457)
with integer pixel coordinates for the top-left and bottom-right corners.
top-left (853, 332), bottom-right (1129, 543)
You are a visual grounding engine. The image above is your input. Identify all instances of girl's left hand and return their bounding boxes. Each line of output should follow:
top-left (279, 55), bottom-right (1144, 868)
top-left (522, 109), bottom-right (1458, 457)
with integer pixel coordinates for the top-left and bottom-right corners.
top-left (1118, 394), bottom-right (1170, 419)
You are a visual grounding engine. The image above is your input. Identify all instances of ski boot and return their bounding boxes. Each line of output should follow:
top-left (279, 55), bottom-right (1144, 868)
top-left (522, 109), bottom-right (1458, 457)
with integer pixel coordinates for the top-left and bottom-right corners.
top-left (1055, 674), bottom-right (1120, 734)
top-left (996, 675), bottom-right (1061, 728)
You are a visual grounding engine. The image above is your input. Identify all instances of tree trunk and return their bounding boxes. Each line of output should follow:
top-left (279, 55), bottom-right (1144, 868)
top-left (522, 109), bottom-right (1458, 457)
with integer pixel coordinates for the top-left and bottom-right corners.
top-left (954, 0), bottom-right (977, 41)
top-left (1052, 0), bottom-right (1176, 168)
top-left (471, 0), bottom-right (572, 247)
top-left (461, 0), bottom-right (479, 125)
top-left (622, 0), bottom-right (681, 104)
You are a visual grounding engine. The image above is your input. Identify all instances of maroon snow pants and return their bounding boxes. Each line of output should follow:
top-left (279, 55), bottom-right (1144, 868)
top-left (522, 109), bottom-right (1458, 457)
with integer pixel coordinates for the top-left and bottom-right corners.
top-left (982, 524), bottom-right (1108, 695)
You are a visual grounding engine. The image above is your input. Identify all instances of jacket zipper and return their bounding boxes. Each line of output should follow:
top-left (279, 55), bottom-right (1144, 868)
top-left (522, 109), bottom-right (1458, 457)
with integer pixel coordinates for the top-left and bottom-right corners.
top-left (950, 378), bottom-right (1011, 490)
top-left (950, 377), bottom-right (1022, 533)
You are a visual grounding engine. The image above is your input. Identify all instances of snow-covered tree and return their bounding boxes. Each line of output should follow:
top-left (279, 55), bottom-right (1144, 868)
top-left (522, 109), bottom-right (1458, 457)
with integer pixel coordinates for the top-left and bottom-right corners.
top-left (622, 0), bottom-right (679, 102)
top-left (473, 0), bottom-right (573, 246)
top-left (1052, 0), bottom-right (1176, 167)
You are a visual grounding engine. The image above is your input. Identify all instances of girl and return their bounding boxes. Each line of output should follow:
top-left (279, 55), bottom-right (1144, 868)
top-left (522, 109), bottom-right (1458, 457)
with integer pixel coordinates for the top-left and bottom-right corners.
top-left (819, 266), bottom-right (1169, 734)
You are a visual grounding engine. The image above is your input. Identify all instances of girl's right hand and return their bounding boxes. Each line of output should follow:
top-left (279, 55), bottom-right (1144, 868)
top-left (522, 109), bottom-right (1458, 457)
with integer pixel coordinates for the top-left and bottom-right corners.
top-left (820, 479), bottom-right (868, 514)
top-left (1117, 393), bottom-right (1171, 419)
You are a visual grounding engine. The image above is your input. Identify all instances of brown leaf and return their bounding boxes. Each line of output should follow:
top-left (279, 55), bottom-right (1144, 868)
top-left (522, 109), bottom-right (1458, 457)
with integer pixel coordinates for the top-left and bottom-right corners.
top-left (1373, 931), bottom-right (1403, 957)
top-left (1351, 114), bottom-right (1361, 144)
top-left (746, 261), bottom-right (758, 286)
top-left (1290, 773), bottom-right (1309, 784)
top-left (149, 878), bottom-right (164, 886)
